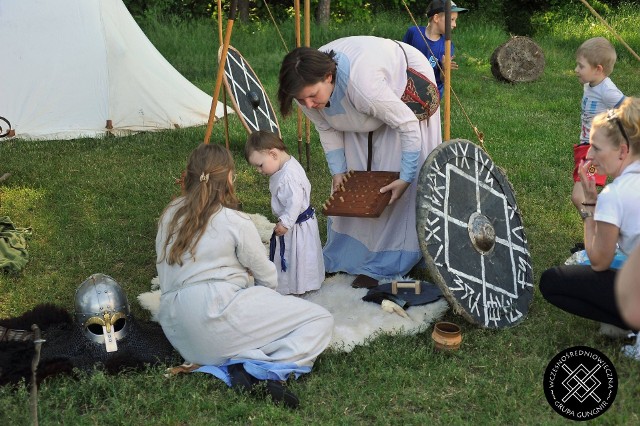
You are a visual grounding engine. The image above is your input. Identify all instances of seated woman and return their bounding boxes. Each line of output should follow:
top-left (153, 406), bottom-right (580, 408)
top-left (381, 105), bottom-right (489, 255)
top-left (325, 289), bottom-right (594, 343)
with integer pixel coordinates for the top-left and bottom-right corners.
top-left (155, 143), bottom-right (334, 408)
top-left (539, 97), bottom-right (640, 358)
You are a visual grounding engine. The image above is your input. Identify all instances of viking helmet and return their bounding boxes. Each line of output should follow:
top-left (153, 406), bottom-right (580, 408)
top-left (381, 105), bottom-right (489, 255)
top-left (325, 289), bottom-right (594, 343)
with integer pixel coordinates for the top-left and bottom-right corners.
top-left (74, 273), bottom-right (130, 351)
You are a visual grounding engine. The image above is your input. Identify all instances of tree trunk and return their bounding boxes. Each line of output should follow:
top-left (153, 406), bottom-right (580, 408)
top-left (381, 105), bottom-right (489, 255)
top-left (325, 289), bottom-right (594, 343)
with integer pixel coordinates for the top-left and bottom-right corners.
top-left (316, 0), bottom-right (330, 26)
top-left (238, 0), bottom-right (250, 22)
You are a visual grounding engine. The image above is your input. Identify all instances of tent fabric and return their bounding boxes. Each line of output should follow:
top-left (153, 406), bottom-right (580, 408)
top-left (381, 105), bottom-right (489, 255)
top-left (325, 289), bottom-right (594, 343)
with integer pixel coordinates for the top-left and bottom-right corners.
top-left (0, 0), bottom-right (227, 140)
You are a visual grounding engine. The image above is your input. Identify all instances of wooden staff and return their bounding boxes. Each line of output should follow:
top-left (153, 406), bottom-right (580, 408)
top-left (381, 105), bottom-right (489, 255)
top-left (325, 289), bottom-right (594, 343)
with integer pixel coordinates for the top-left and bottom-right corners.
top-left (295, 0), bottom-right (303, 162)
top-left (30, 324), bottom-right (44, 426)
top-left (204, 0), bottom-right (238, 145)
top-left (304, 0), bottom-right (312, 170)
top-left (217, 0), bottom-right (231, 149)
top-left (443, 0), bottom-right (452, 141)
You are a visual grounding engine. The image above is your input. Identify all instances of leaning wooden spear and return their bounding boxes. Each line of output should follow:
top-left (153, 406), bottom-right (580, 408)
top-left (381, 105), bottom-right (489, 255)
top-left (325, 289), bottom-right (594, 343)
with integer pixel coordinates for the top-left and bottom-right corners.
top-left (443, 0), bottom-right (452, 141)
top-left (304, 0), bottom-right (312, 170)
top-left (295, 0), bottom-right (303, 162)
top-left (204, 0), bottom-right (239, 145)
top-left (217, 0), bottom-right (231, 149)
top-left (579, 0), bottom-right (640, 62)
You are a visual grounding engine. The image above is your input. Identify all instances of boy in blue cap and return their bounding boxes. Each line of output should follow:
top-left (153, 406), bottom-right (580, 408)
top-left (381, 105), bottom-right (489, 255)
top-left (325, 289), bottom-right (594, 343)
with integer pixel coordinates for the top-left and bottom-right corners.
top-left (402, 0), bottom-right (469, 98)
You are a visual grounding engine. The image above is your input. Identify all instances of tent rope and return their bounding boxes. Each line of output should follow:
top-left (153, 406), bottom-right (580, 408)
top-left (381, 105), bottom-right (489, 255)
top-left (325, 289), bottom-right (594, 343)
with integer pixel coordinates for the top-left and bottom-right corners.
top-left (262, 0), bottom-right (289, 52)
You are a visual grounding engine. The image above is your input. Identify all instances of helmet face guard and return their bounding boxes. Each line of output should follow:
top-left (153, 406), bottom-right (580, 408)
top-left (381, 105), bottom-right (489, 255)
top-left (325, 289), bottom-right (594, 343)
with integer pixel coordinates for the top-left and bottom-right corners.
top-left (74, 273), bottom-right (131, 352)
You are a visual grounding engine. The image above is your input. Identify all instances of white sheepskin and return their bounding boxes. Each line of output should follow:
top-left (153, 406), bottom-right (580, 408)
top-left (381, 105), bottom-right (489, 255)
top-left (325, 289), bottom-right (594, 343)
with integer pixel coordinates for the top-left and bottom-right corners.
top-left (137, 213), bottom-right (449, 352)
top-left (246, 212), bottom-right (274, 253)
top-left (302, 274), bottom-right (449, 351)
top-left (135, 276), bottom-right (162, 322)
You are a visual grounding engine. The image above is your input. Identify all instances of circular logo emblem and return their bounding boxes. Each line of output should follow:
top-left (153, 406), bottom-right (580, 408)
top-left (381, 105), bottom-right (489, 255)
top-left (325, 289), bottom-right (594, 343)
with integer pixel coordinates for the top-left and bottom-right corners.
top-left (543, 346), bottom-right (617, 421)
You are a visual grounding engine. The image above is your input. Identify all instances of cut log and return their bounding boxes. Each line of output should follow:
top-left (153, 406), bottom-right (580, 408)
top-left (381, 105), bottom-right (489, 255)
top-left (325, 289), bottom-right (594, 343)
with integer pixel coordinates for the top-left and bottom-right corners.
top-left (490, 36), bottom-right (545, 83)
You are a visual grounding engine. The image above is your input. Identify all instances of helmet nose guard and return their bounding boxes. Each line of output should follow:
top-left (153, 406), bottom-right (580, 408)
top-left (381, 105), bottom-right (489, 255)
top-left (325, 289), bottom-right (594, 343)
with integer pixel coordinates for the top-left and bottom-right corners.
top-left (74, 273), bottom-right (131, 351)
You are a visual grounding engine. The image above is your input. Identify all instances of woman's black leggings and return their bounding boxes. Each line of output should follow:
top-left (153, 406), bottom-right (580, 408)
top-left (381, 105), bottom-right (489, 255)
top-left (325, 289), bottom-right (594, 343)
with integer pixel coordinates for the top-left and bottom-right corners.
top-left (539, 264), bottom-right (632, 330)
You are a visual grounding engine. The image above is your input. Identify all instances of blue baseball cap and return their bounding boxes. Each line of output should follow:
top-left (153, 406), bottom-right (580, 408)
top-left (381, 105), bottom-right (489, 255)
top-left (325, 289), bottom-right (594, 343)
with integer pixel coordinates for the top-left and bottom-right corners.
top-left (426, 0), bottom-right (469, 18)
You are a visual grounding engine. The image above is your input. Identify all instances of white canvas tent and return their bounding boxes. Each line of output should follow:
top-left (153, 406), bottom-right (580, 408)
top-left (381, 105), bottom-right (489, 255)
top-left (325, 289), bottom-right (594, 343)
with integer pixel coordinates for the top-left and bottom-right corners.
top-left (0, 0), bottom-right (227, 140)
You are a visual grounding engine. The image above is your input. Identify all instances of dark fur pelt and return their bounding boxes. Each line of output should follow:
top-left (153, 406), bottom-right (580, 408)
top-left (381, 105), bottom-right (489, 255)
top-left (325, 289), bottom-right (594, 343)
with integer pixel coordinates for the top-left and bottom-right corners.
top-left (0, 304), bottom-right (181, 387)
top-left (0, 303), bottom-right (72, 331)
top-left (0, 341), bottom-right (73, 387)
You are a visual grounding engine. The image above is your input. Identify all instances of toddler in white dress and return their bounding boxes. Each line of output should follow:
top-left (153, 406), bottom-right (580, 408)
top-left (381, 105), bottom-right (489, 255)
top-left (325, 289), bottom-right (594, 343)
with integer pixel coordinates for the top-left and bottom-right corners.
top-left (245, 130), bottom-right (325, 295)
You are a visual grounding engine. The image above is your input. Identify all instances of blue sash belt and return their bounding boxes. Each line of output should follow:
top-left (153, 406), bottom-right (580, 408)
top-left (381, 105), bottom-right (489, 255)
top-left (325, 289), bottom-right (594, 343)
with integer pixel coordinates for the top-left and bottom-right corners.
top-left (269, 206), bottom-right (315, 272)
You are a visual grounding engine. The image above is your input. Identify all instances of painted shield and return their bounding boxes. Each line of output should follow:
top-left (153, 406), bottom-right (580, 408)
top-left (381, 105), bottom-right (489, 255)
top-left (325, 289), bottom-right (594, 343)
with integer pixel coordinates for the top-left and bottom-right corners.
top-left (416, 139), bottom-right (533, 328)
top-left (0, 116), bottom-right (12, 138)
top-left (219, 45), bottom-right (281, 138)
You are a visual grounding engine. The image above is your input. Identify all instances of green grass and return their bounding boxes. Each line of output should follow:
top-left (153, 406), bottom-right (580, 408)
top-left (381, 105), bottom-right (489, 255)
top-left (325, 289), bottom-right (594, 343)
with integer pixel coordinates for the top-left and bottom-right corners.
top-left (2, 8), bottom-right (640, 425)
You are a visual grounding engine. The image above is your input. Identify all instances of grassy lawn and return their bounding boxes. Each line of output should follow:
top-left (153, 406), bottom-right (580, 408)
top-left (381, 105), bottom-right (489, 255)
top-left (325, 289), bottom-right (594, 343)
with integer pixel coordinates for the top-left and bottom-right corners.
top-left (1, 7), bottom-right (640, 425)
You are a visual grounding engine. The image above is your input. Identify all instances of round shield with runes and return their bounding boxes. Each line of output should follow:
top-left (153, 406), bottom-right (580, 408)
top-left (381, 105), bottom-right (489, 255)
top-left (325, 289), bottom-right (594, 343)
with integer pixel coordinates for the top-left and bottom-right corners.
top-left (416, 139), bottom-right (533, 329)
top-left (219, 45), bottom-right (281, 138)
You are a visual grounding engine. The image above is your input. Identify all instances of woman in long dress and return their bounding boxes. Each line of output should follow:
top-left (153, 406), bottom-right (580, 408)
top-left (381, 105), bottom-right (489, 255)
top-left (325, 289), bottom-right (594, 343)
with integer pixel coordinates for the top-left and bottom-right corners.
top-left (278, 36), bottom-right (442, 288)
top-left (155, 143), bottom-right (334, 407)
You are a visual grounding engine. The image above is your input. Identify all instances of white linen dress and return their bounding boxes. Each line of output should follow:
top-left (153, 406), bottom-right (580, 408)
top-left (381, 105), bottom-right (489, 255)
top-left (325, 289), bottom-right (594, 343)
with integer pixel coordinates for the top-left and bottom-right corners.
top-left (298, 36), bottom-right (443, 280)
top-left (155, 202), bottom-right (333, 367)
top-left (269, 156), bottom-right (325, 295)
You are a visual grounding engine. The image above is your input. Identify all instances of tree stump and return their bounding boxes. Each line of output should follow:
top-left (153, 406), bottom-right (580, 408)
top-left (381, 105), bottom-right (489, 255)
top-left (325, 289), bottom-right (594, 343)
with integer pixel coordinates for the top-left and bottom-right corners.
top-left (490, 36), bottom-right (545, 83)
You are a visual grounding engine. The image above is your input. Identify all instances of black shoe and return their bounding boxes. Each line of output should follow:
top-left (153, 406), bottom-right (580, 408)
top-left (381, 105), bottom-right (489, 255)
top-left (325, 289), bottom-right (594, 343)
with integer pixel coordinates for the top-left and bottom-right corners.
top-left (351, 274), bottom-right (379, 289)
top-left (263, 380), bottom-right (300, 409)
top-left (229, 365), bottom-right (299, 409)
top-left (228, 364), bottom-right (257, 393)
top-left (570, 242), bottom-right (585, 254)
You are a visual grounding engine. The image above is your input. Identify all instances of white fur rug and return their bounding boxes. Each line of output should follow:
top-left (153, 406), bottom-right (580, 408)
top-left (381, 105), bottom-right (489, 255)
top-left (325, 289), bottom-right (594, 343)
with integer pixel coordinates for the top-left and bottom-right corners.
top-left (139, 214), bottom-right (449, 352)
top-left (302, 274), bottom-right (449, 351)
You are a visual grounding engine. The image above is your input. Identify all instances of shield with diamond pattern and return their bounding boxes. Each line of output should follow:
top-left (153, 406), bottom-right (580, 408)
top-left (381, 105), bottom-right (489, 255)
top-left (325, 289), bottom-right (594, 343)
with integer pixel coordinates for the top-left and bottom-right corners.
top-left (416, 139), bottom-right (533, 328)
top-left (219, 45), bottom-right (281, 138)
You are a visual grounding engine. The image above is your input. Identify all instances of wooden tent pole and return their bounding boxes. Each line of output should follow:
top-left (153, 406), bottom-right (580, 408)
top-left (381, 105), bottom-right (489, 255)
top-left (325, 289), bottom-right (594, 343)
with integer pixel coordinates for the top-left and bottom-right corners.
top-left (204, 0), bottom-right (238, 145)
top-left (304, 0), bottom-right (311, 170)
top-left (217, 0), bottom-right (230, 149)
top-left (443, 0), bottom-right (451, 141)
top-left (295, 0), bottom-right (303, 161)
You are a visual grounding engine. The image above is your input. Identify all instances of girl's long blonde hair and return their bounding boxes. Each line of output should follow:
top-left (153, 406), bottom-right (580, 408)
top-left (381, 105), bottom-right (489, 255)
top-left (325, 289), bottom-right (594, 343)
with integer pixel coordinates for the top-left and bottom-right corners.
top-left (159, 143), bottom-right (239, 266)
